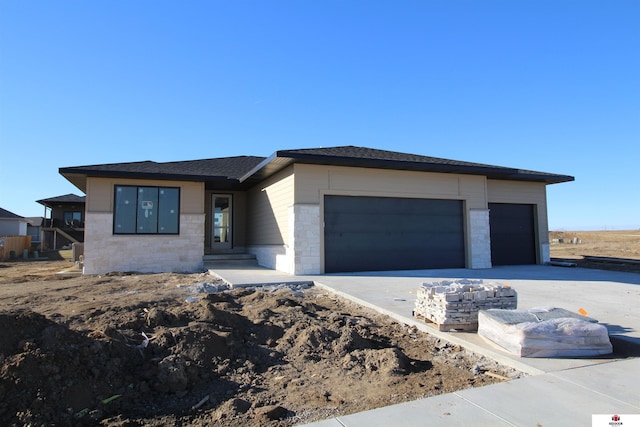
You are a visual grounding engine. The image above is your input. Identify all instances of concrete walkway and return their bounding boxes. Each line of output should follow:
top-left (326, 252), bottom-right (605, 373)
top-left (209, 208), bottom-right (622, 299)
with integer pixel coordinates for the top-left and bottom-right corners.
top-left (209, 265), bottom-right (640, 426)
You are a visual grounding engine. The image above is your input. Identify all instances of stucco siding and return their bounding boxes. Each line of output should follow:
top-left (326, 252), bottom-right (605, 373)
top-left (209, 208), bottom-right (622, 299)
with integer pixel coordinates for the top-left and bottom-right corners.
top-left (487, 180), bottom-right (547, 205)
top-left (294, 164), bottom-right (487, 208)
top-left (85, 177), bottom-right (204, 214)
top-left (246, 166), bottom-right (294, 246)
top-left (459, 175), bottom-right (488, 210)
top-left (328, 167), bottom-right (459, 197)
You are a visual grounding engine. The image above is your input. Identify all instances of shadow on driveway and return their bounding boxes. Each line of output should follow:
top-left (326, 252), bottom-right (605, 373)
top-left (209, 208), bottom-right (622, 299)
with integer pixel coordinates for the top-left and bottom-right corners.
top-left (325, 264), bottom-right (640, 286)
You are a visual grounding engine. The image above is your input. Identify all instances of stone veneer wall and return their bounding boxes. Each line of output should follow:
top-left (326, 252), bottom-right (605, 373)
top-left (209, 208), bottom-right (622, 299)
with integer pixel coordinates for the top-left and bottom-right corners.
top-left (541, 242), bottom-right (550, 264)
top-left (248, 204), bottom-right (321, 275)
top-left (469, 209), bottom-right (492, 269)
top-left (247, 245), bottom-right (290, 273)
top-left (83, 212), bottom-right (204, 275)
top-left (290, 204), bottom-right (321, 274)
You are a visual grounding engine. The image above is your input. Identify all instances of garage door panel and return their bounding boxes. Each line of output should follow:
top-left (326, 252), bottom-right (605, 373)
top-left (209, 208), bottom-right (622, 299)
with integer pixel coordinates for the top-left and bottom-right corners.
top-left (324, 196), bottom-right (465, 273)
top-left (327, 221), bottom-right (459, 234)
top-left (489, 203), bottom-right (536, 265)
top-left (325, 247), bottom-right (463, 273)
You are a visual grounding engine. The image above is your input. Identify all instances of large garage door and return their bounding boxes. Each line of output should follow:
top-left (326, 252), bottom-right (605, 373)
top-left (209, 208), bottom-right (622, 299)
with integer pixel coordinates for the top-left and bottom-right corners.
top-left (489, 203), bottom-right (536, 266)
top-left (324, 196), bottom-right (465, 273)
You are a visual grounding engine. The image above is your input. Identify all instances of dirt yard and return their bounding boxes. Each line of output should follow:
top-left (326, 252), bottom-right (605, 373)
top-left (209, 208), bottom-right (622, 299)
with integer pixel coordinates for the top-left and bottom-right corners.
top-left (550, 229), bottom-right (640, 272)
top-left (0, 259), bottom-right (521, 427)
top-left (550, 230), bottom-right (640, 260)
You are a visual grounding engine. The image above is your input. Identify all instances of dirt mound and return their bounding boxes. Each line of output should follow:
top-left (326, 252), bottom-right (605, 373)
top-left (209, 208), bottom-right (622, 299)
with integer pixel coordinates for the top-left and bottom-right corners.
top-left (0, 268), bottom-right (522, 426)
top-left (0, 310), bottom-right (135, 423)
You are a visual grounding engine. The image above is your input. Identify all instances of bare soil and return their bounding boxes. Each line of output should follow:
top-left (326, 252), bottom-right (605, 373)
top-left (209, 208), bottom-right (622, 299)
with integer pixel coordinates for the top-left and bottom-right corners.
top-left (0, 258), bottom-right (521, 427)
top-left (549, 230), bottom-right (640, 273)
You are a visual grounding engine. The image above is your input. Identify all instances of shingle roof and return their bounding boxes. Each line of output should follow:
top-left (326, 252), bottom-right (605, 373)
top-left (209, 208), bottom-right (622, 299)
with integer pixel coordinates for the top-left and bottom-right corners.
top-left (63, 157), bottom-right (265, 179)
top-left (159, 156), bottom-right (266, 179)
top-left (242, 146), bottom-right (574, 185)
top-left (36, 194), bottom-right (86, 206)
top-left (60, 156), bottom-right (266, 191)
top-left (60, 146), bottom-right (573, 192)
top-left (0, 207), bottom-right (25, 220)
top-left (281, 146), bottom-right (491, 167)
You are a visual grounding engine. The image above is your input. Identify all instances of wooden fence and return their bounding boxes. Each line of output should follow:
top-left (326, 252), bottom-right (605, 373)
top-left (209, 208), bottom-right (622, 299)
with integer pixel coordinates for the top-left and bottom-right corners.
top-left (0, 236), bottom-right (32, 260)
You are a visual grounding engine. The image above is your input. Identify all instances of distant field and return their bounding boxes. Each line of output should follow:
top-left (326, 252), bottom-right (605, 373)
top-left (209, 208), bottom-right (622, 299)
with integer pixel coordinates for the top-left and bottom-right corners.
top-left (549, 230), bottom-right (640, 260)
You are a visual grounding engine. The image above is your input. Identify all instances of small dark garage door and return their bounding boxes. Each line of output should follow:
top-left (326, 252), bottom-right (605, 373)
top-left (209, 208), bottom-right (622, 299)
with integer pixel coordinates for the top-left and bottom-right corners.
top-left (324, 196), bottom-right (465, 273)
top-left (489, 203), bottom-right (536, 266)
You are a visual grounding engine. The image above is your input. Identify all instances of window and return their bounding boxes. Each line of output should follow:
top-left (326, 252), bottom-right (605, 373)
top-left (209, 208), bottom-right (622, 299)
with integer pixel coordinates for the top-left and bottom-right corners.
top-left (64, 211), bottom-right (82, 227)
top-left (114, 185), bottom-right (180, 234)
top-left (27, 225), bottom-right (41, 242)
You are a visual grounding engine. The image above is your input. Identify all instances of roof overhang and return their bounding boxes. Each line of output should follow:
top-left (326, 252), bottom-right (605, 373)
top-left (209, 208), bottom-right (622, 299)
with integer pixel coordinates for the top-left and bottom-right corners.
top-left (239, 150), bottom-right (575, 186)
top-left (59, 168), bottom-right (241, 193)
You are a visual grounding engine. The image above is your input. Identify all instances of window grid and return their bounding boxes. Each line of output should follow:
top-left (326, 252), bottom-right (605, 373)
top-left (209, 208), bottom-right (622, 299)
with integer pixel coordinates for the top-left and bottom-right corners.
top-left (113, 185), bottom-right (180, 235)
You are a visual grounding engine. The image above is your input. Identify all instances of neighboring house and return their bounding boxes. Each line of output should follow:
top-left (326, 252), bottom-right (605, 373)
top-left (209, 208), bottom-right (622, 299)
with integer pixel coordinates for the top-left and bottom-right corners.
top-left (0, 207), bottom-right (28, 236)
top-left (0, 207), bottom-right (31, 260)
top-left (36, 194), bottom-right (86, 250)
top-left (59, 146), bottom-right (574, 275)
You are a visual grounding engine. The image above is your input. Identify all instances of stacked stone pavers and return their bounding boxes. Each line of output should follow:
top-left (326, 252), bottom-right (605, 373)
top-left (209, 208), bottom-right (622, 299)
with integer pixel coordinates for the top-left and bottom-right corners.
top-left (413, 279), bottom-right (517, 331)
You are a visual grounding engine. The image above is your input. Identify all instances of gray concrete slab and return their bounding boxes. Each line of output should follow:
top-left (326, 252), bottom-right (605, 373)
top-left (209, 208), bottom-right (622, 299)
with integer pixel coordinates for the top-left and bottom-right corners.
top-left (305, 393), bottom-right (515, 427)
top-left (207, 265), bottom-right (640, 426)
top-left (301, 419), bottom-right (344, 427)
top-left (454, 359), bottom-right (640, 426)
top-left (209, 264), bottom-right (314, 288)
top-left (549, 358), bottom-right (640, 408)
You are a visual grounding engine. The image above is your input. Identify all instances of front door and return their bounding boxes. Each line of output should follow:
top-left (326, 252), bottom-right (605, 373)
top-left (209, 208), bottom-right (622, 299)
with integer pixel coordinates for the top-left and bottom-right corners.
top-left (212, 194), bottom-right (232, 250)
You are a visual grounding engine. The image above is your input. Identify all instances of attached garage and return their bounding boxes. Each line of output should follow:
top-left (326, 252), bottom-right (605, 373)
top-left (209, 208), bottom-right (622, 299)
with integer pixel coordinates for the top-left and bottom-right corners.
top-left (324, 195), bottom-right (465, 273)
top-left (489, 203), bottom-right (537, 266)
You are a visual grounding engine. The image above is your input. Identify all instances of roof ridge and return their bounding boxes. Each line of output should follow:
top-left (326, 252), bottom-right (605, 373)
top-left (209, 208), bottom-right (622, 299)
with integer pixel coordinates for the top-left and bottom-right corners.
top-left (159, 155), bottom-right (266, 165)
top-left (278, 145), bottom-right (513, 169)
top-left (61, 160), bottom-right (156, 169)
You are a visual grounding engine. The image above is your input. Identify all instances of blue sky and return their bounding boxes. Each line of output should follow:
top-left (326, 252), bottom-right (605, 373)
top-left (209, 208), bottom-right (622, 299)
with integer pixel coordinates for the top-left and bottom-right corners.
top-left (1, 1), bottom-right (638, 230)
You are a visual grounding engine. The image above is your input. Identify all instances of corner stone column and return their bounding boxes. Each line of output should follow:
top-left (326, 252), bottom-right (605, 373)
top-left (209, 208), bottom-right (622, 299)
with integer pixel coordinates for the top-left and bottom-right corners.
top-left (541, 242), bottom-right (550, 264)
top-left (469, 209), bottom-right (492, 269)
top-left (289, 204), bottom-right (321, 275)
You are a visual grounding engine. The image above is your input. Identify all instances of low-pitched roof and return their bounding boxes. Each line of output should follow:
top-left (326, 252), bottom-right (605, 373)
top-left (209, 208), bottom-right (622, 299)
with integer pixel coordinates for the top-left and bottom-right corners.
top-left (0, 207), bottom-right (26, 220)
top-left (36, 194), bottom-right (86, 206)
top-left (60, 146), bottom-right (574, 192)
top-left (242, 146), bottom-right (574, 186)
top-left (61, 156), bottom-right (266, 191)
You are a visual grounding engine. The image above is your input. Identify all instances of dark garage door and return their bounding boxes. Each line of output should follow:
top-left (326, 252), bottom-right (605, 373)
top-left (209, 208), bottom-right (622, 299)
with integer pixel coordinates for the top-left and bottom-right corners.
top-left (489, 203), bottom-right (536, 266)
top-left (324, 196), bottom-right (465, 273)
